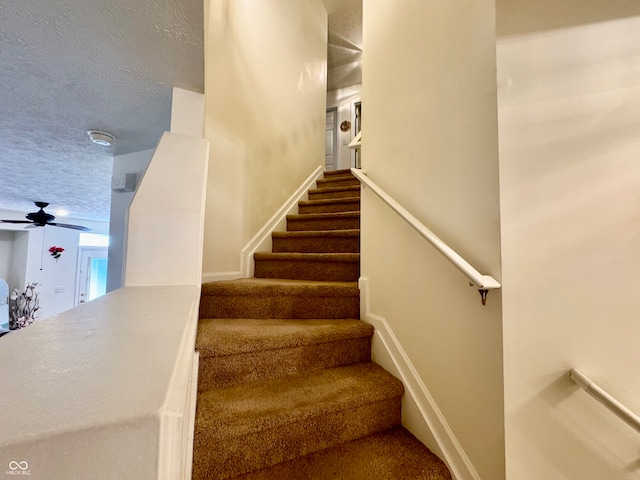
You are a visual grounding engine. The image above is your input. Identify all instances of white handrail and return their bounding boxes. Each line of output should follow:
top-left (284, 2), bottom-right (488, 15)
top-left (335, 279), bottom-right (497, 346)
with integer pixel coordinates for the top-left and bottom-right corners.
top-left (350, 168), bottom-right (501, 297)
top-left (570, 369), bottom-right (640, 435)
top-left (348, 130), bottom-right (361, 149)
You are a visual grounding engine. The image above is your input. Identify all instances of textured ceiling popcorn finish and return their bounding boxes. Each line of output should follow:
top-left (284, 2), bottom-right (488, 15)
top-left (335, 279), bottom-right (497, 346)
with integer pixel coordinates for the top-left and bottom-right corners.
top-left (324, 0), bottom-right (363, 91)
top-left (0, 0), bottom-right (203, 221)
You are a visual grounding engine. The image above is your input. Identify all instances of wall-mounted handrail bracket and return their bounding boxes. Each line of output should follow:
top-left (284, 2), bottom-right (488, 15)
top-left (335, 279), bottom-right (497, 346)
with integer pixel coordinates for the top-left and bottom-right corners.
top-left (478, 289), bottom-right (488, 306)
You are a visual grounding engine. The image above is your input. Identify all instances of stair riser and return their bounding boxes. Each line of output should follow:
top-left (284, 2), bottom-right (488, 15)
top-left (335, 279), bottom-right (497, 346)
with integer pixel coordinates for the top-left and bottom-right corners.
top-left (254, 259), bottom-right (359, 282)
top-left (287, 217), bottom-right (360, 231)
top-left (298, 201), bottom-right (360, 214)
top-left (198, 337), bottom-right (372, 390)
top-left (323, 169), bottom-right (352, 177)
top-left (272, 236), bottom-right (359, 253)
top-left (199, 294), bottom-right (359, 319)
top-left (308, 189), bottom-right (360, 201)
top-left (192, 397), bottom-right (401, 480)
top-left (316, 178), bottom-right (360, 189)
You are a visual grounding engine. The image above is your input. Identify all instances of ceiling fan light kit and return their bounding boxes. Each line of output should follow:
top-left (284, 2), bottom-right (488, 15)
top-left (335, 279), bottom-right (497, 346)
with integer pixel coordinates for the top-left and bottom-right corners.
top-left (87, 130), bottom-right (115, 147)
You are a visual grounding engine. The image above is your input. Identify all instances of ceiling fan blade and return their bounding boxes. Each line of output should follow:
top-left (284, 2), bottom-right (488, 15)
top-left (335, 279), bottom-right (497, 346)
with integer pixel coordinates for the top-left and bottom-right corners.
top-left (0, 220), bottom-right (33, 224)
top-left (49, 222), bottom-right (92, 232)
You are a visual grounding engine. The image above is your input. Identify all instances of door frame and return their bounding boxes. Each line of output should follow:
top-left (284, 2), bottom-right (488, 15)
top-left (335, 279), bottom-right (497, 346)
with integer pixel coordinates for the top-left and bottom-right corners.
top-left (75, 247), bottom-right (108, 306)
top-left (325, 107), bottom-right (338, 171)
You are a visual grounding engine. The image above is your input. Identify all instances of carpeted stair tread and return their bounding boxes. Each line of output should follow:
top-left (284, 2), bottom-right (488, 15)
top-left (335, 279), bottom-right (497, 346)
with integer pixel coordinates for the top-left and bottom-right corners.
top-left (196, 318), bottom-right (373, 390)
top-left (287, 211), bottom-right (360, 221)
top-left (324, 168), bottom-right (353, 178)
top-left (298, 197), bottom-right (360, 214)
top-left (316, 176), bottom-right (360, 189)
top-left (271, 229), bottom-right (360, 253)
top-left (272, 229), bottom-right (360, 239)
top-left (196, 318), bottom-right (372, 358)
top-left (308, 185), bottom-right (361, 200)
top-left (253, 252), bottom-right (360, 282)
top-left (232, 426), bottom-right (452, 480)
top-left (254, 252), bottom-right (359, 262)
top-left (199, 278), bottom-right (360, 319)
top-left (201, 278), bottom-right (359, 297)
top-left (195, 362), bottom-right (403, 440)
top-left (192, 364), bottom-right (403, 478)
top-left (287, 211), bottom-right (360, 231)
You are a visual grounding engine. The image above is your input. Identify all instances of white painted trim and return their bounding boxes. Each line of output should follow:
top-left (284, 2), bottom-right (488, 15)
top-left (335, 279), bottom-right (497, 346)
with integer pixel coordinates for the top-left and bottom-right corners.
top-left (159, 287), bottom-right (201, 480)
top-left (239, 165), bottom-right (325, 277)
top-left (184, 351), bottom-right (199, 480)
top-left (201, 271), bottom-right (244, 283)
top-left (200, 166), bottom-right (324, 283)
top-left (359, 277), bottom-right (481, 480)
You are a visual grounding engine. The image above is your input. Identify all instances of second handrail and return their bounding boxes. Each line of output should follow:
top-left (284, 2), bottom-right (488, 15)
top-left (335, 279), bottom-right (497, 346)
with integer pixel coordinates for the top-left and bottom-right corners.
top-left (570, 369), bottom-right (640, 435)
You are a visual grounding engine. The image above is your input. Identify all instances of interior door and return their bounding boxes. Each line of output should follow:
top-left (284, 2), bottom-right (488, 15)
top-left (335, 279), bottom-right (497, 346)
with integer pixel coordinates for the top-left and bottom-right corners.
top-left (0, 278), bottom-right (8, 330)
top-left (325, 108), bottom-right (338, 171)
top-left (76, 248), bottom-right (108, 305)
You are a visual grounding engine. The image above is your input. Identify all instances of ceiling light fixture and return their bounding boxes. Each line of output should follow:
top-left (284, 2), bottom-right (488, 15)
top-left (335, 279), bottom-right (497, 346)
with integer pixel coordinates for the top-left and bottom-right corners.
top-left (87, 130), bottom-right (116, 146)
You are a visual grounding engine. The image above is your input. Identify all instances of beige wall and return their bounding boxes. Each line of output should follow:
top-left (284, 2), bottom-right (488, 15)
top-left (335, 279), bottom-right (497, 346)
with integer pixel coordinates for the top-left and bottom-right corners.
top-left (202, 0), bottom-right (327, 276)
top-left (497, 4), bottom-right (640, 479)
top-left (361, 1), bottom-right (504, 479)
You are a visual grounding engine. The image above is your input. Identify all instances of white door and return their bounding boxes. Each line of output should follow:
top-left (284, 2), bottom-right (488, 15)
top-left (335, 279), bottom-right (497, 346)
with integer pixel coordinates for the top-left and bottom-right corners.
top-left (0, 278), bottom-right (8, 330)
top-left (76, 248), bottom-right (108, 305)
top-left (325, 108), bottom-right (337, 171)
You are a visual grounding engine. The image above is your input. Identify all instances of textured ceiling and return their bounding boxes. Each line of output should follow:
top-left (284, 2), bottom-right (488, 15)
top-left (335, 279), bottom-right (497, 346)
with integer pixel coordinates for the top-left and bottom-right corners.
top-left (0, 0), bottom-right (203, 222)
top-left (324, 0), bottom-right (363, 91)
top-left (0, 1), bottom-right (360, 224)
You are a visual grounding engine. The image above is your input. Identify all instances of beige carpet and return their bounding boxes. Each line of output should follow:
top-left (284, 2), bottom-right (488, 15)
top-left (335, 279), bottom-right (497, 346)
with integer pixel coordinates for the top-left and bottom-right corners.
top-left (193, 169), bottom-right (452, 480)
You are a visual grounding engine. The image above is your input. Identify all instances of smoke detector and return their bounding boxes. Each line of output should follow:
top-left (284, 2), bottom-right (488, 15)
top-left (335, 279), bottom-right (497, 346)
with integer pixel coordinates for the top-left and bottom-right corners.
top-left (87, 130), bottom-right (116, 146)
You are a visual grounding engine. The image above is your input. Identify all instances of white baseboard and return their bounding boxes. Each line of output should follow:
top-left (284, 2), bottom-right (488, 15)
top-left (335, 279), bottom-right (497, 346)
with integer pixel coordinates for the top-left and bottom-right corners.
top-left (359, 277), bottom-right (481, 480)
top-left (239, 165), bottom-right (325, 277)
top-left (201, 271), bottom-right (244, 283)
top-left (200, 166), bottom-right (325, 283)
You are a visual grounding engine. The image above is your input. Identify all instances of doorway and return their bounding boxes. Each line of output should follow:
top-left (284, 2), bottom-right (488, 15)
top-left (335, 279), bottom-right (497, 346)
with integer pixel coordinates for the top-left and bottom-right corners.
top-left (76, 248), bottom-right (108, 305)
top-left (325, 108), bottom-right (338, 171)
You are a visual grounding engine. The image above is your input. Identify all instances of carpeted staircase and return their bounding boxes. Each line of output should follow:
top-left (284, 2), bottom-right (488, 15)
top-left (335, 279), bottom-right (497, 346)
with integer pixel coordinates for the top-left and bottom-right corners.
top-left (193, 169), bottom-right (452, 480)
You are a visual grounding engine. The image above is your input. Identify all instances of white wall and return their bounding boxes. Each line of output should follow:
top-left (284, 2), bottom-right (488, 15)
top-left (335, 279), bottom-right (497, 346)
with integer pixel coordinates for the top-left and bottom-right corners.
top-left (107, 149), bottom-right (154, 292)
top-left (327, 84), bottom-right (361, 170)
top-left (125, 132), bottom-right (209, 287)
top-left (497, 5), bottom-right (640, 479)
top-left (361, 1), bottom-right (504, 479)
top-left (202, 0), bottom-right (327, 277)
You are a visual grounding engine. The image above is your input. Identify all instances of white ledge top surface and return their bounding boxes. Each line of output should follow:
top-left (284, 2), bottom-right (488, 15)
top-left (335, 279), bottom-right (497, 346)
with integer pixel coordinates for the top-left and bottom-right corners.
top-left (0, 285), bottom-right (199, 448)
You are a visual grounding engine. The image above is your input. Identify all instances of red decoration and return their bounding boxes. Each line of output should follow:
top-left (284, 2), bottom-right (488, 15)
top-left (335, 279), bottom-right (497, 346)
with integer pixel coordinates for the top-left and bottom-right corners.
top-left (49, 246), bottom-right (65, 261)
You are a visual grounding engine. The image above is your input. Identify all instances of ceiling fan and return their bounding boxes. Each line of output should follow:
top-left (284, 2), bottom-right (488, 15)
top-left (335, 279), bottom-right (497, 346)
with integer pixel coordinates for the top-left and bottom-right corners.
top-left (0, 202), bottom-right (91, 231)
